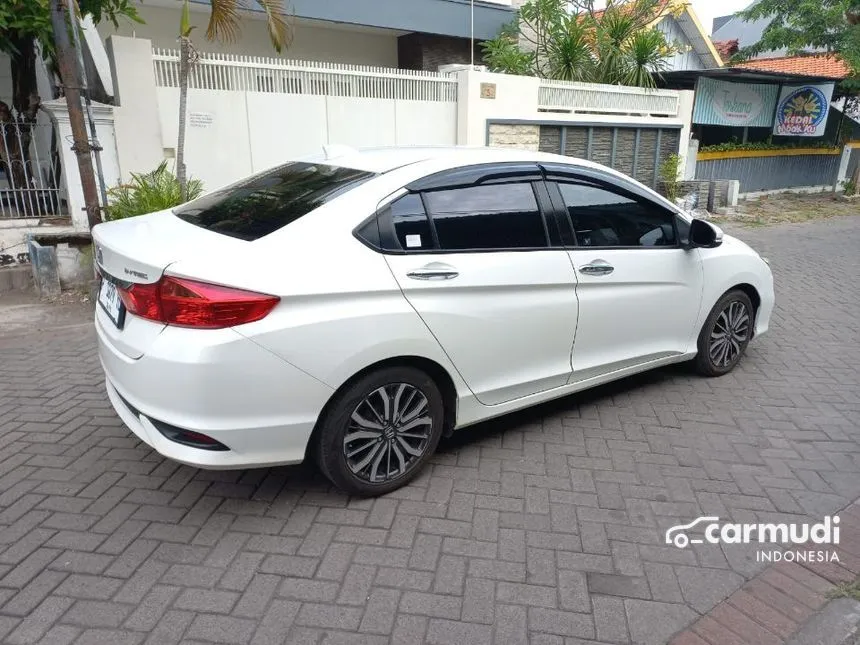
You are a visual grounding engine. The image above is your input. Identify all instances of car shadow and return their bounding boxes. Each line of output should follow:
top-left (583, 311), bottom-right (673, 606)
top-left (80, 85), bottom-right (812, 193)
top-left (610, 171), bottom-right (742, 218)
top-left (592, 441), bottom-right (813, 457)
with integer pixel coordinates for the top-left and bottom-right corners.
top-left (178, 361), bottom-right (695, 504)
top-left (435, 361), bottom-right (692, 454)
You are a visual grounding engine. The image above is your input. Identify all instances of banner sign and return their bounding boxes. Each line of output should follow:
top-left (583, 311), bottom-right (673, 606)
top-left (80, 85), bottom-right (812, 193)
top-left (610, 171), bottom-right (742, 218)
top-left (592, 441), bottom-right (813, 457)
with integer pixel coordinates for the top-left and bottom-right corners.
top-left (773, 83), bottom-right (835, 137)
top-left (693, 77), bottom-right (779, 128)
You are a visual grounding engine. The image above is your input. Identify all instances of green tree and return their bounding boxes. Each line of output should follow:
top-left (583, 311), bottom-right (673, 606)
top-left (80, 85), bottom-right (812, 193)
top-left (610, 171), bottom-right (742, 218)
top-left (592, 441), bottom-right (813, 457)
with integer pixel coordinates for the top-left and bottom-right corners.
top-left (736, 0), bottom-right (860, 185)
top-left (0, 0), bottom-right (140, 117)
top-left (0, 0), bottom-right (139, 215)
top-left (480, 0), bottom-right (679, 88)
top-left (176, 0), bottom-right (291, 199)
top-left (738, 0), bottom-right (860, 80)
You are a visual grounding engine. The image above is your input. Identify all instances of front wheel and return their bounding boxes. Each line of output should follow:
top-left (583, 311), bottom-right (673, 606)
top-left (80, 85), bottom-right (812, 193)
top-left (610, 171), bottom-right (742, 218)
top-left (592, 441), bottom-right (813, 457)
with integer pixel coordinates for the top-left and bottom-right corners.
top-left (315, 367), bottom-right (445, 496)
top-left (695, 290), bottom-right (754, 377)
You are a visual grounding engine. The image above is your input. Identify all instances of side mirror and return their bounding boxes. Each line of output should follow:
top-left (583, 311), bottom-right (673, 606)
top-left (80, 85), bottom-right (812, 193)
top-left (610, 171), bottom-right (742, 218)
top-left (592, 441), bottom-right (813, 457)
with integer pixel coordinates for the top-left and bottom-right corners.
top-left (688, 219), bottom-right (723, 249)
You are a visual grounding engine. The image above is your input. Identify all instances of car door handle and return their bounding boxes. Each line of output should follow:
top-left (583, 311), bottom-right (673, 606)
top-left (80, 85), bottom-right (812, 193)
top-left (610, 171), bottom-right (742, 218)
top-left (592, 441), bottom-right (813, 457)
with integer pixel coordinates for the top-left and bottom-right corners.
top-left (579, 260), bottom-right (614, 276)
top-left (406, 264), bottom-right (459, 281)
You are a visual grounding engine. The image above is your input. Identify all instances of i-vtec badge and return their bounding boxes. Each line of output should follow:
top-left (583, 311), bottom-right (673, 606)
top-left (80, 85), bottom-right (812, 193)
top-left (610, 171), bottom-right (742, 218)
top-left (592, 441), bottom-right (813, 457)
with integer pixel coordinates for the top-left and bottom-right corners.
top-left (123, 267), bottom-right (149, 280)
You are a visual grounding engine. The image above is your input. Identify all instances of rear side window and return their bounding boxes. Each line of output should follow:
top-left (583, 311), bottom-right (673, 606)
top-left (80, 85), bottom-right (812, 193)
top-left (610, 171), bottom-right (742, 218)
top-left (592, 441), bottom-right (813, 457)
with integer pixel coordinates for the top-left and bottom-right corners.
top-left (388, 194), bottom-right (435, 251)
top-left (423, 183), bottom-right (547, 250)
top-left (174, 162), bottom-right (374, 241)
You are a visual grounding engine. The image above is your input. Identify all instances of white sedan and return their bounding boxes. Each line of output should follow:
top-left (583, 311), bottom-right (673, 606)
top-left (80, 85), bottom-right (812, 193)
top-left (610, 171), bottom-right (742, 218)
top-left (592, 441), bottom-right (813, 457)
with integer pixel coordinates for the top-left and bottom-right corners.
top-left (93, 146), bottom-right (774, 496)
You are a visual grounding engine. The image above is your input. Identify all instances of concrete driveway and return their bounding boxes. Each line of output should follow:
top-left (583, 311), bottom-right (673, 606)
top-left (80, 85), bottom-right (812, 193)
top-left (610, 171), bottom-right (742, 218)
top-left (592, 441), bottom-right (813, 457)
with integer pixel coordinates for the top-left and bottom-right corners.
top-left (0, 216), bottom-right (857, 645)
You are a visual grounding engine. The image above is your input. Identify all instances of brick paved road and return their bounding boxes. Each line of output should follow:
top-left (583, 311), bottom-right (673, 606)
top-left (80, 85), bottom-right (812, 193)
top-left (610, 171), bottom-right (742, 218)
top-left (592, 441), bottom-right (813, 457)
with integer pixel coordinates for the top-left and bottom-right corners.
top-left (0, 216), bottom-right (858, 645)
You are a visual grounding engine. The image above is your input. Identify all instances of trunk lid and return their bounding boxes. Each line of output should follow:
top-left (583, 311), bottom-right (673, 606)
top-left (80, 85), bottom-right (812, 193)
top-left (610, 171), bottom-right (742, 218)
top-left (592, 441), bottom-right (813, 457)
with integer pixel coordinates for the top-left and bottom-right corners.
top-left (92, 209), bottom-right (246, 359)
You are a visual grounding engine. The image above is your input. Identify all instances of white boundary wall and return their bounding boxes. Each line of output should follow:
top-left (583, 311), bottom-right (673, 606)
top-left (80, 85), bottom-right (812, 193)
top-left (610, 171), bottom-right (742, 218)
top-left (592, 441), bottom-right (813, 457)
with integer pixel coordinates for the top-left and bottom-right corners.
top-left (105, 36), bottom-right (693, 194)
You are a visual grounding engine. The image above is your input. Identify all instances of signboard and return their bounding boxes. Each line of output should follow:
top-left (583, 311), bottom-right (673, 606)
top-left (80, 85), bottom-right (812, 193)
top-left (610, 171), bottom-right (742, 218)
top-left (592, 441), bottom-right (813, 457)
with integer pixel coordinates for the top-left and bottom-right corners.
top-left (480, 82), bottom-right (497, 99)
top-left (189, 112), bottom-right (214, 128)
top-left (773, 83), bottom-right (835, 137)
top-left (693, 78), bottom-right (779, 128)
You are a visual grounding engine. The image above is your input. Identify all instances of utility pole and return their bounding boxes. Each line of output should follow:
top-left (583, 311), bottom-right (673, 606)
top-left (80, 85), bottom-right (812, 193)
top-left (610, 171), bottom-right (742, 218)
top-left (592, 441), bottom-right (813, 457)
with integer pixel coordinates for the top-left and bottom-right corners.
top-left (49, 0), bottom-right (102, 230)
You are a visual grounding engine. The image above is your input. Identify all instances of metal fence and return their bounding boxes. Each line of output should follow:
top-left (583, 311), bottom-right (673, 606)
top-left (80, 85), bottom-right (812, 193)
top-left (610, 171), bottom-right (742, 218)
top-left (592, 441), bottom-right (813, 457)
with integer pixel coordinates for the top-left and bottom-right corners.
top-left (538, 80), bottom-right (680, 117)
top-left (695, 152), bottom-right (842, 194)
top-left (0, 122), bottom-right (64, 218)
top-left (847, 147), bottom-right (860, 187)
top-left (152, 50), bottom-right (459, 102)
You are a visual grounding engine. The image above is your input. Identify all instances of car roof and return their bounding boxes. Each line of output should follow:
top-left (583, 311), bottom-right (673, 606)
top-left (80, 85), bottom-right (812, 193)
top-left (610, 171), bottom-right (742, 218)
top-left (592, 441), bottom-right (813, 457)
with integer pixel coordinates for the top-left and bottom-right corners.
top-left (296, 145), bottom-right (610, 175)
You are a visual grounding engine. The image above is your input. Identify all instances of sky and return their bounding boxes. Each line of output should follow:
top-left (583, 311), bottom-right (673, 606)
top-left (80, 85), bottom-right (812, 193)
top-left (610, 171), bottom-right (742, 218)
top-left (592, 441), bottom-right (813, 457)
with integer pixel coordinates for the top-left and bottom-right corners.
top-left (690, 0), bottom-right (752, 36)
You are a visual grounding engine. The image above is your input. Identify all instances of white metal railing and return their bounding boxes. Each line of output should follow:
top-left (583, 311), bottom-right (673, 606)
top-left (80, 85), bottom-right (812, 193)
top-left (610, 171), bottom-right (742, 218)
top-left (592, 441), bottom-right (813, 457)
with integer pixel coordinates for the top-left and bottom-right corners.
top-left (152, 49), bottom-right (459, 102)
top-left (538, 79), bottom-right (680, 117)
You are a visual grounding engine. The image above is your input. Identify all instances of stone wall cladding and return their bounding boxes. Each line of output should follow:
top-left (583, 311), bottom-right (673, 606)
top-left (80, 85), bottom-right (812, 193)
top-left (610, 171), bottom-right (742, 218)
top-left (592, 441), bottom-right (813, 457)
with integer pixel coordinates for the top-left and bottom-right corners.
top-left (538, 126), bottom-right (561, 154)
top-left (535, 124), bottom-right (685, 188)
top-left (488, 123), bottom-right (541, 151)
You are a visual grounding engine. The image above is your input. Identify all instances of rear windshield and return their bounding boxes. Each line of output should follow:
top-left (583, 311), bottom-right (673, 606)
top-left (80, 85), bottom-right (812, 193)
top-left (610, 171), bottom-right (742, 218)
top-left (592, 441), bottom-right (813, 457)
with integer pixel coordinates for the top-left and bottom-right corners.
top-left (173, 162), bottom-right (375, 241)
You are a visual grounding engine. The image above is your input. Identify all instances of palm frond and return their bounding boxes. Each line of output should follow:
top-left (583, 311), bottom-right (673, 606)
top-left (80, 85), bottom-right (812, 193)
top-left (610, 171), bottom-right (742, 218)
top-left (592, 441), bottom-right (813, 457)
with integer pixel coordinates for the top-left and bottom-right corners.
top-left (547, 15), bottom-right (596, 81)
top-left (618, 28), bottom-right (669, 88)
top-left (254, 0), bottom-right (293, 53)
top-left (106, 161), bottom-right (204, 221)
top-left (206, 0), bottom-right (242, 44)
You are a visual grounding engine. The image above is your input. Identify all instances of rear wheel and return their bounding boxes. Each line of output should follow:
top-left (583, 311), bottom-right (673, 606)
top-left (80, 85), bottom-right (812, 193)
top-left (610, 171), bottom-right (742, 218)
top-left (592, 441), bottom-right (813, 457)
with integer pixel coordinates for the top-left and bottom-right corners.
top-left (316, 367), bottom-right (445, 496)
top-left (695, 290), bottom-right (754, 377)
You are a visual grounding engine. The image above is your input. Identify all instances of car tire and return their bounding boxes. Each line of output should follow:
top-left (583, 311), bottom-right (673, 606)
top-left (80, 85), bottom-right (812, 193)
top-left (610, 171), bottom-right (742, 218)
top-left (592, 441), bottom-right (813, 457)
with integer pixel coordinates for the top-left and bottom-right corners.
top-left (315, 366), bottom-right (445, 496)
top-left (695, 290), bottom-right (755, 377)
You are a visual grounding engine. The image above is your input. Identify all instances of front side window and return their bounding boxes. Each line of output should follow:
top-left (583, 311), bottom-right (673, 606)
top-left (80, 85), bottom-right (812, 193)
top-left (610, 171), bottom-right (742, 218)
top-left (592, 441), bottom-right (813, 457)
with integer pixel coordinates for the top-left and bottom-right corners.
top-left (558, 182), bottom-right (677, 248)
top-left (423, 183), bottom-right (547, 251)
top-left (174, 162), bottom-right (375, 241)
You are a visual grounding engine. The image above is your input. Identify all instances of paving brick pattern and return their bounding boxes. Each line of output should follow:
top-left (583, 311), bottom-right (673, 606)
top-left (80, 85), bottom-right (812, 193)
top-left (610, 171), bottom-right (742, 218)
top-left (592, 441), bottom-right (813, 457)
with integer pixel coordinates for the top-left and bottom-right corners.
top-left (0, 216), bottom-right (858, 644)
top-left (671, 499), bottom-right (860, 645)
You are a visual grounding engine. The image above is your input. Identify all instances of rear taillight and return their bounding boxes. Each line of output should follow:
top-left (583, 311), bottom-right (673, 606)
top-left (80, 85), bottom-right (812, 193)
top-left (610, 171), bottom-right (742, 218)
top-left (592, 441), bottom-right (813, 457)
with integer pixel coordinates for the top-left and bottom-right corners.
top-left (118, 276), bottom-right (279, 329)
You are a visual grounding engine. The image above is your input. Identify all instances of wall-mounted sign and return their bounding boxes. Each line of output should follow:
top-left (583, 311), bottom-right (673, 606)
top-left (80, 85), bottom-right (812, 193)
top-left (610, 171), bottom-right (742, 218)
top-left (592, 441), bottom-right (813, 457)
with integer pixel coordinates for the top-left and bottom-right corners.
top-left (189, 112), bottom-right (214, 128)
top-left (692, 78), bottom-right (778, 128)
top-left (773, 83), bottom-right (834, 137)
top-left (480, 83), bottom-right (497, 99)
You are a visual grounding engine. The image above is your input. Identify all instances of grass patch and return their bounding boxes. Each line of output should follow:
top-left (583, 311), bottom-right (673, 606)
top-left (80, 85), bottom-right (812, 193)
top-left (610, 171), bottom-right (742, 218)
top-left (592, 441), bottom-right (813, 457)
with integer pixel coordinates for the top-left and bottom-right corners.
top-left (714, 193), bottom-right (860, 228)
top-left (826, 579), bottom-right (860, 602)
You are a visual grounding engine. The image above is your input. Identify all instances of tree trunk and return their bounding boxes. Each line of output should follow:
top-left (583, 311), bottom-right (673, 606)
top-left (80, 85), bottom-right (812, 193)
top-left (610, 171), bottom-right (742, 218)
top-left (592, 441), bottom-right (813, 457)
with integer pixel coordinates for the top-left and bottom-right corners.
top-left (9, 35), bottom-right (40, 116)
top-left (176, 36), bottom-right (191, 201)
top-left (50, 0), bottom-right (102, 229)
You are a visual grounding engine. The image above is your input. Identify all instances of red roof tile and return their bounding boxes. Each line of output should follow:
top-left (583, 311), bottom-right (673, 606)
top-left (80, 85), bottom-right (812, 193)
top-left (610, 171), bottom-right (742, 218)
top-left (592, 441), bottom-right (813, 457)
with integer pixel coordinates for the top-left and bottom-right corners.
top-left (733, 54), bottom-right (852, 79)
top-left (713, 39), bottom-right (739, 62)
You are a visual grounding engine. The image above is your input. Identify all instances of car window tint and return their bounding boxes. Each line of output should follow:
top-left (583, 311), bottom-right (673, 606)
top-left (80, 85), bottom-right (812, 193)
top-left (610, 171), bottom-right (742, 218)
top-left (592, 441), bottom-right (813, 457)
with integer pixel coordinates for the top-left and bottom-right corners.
top-left (423, 183), bottom-right (547, 250)
top-left (558, 183), bottom-right (676, 248)
top-left (388, 194), bottom-right (434, 251)
top-left (174, 162), bottom-right (375, 241)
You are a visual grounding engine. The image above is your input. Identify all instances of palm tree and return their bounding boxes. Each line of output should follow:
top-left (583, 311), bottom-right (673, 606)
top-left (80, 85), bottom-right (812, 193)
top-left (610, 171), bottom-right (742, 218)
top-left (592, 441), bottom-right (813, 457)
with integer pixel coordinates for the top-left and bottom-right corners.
top-left (481, 0), bottom-right (677, 87)
top-left (176, 0), bottom-right (291, 199)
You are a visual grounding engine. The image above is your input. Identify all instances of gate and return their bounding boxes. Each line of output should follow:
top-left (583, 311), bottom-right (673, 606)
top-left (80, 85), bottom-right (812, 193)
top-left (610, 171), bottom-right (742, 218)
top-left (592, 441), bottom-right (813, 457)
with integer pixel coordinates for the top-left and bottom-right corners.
top-left (0, 122), bottom-right (65, 218)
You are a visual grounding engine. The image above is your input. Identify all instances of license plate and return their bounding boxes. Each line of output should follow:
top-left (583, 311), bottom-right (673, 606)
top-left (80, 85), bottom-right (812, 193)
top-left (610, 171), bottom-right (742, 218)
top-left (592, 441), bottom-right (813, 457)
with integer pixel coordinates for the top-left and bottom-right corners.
top-left (98, 279), bottom-right (125, 328)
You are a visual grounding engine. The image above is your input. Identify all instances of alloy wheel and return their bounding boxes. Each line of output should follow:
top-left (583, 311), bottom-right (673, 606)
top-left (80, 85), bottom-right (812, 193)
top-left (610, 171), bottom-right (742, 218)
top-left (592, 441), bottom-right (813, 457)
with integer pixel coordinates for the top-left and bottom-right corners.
top-left (343, 383), bottom-right (433, 483)
top-left (708, 300), bottom-right (750, 368)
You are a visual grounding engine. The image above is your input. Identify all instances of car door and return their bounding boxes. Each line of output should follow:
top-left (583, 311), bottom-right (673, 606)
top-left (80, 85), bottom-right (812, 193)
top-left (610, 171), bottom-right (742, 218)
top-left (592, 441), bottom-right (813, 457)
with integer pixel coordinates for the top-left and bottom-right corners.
top-left (543, 167), bottom-right (703, 382)
top-left (380, 164), bottom-right (579, 406)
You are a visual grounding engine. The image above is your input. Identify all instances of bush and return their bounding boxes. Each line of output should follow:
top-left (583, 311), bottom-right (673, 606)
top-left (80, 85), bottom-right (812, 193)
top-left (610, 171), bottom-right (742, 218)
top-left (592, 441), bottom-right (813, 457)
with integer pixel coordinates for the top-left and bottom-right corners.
top-left (659, 154), bottom-right (682, 203)
top-left (699, 141), bottom-right (840, 153)
top-left (105, 161), bottom-right (203, 221)
top-left (842, 177), bottom-right (857, 196)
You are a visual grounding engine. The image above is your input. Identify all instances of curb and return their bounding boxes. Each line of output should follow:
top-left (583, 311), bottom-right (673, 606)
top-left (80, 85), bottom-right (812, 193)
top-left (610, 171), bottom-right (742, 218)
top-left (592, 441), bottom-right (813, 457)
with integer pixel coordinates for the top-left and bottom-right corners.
top-left (670, 500), bottom-right (860, 645)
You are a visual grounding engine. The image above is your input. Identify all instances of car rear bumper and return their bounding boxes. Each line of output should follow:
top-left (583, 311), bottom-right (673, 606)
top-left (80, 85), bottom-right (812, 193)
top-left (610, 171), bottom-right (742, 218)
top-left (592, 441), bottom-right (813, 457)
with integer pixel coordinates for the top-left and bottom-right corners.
top-left (96, 314), bottom-right (335, 469)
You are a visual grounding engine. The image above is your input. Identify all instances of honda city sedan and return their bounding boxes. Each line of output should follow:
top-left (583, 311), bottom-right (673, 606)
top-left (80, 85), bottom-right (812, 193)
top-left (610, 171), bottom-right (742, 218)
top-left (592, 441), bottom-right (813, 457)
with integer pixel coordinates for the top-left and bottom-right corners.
top-left (93, 146), bottom-right (774, 495)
